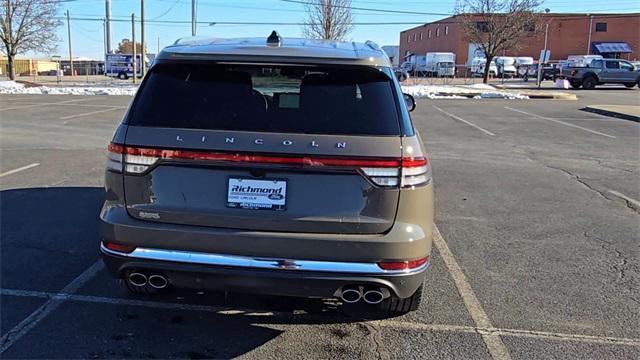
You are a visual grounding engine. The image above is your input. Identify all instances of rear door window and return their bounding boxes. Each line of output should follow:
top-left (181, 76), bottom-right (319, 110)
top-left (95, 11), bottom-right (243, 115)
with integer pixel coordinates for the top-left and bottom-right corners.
top-left (128, 63), bottom-right (401, 136)
top-left (605, 61), bottom-right (619, 69)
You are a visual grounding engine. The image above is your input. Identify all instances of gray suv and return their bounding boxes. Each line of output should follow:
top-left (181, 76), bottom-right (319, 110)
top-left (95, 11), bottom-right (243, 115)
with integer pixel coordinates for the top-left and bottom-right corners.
top-left (100, 33), bottom-right (434, 316)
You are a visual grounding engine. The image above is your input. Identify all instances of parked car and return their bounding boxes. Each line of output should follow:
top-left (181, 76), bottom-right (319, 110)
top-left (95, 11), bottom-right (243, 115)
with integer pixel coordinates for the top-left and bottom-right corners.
top-left (393, 67), bottom-right (410, 82)
top-left (515, 57), bottom-right (534, 78)
top-left (525, 63), bottom-right (560, 82)
top-left (99, 33), bottom-right (434, 316)
top-left (561, 58), bottom-right (639, 89)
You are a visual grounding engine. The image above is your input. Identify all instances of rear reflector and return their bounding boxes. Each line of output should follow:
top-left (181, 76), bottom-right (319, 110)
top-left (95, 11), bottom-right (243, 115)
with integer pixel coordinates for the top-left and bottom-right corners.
top-left (106, 143), bottom-right (431, 187)
top-left (377, 256), bottom-right (428, 271)
top-left (103, 242), bottom-right (136, 254)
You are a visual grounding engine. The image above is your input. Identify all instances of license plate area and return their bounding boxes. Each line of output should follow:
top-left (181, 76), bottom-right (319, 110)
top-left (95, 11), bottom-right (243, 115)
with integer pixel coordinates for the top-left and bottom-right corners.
top-left (227, 178), bottom-right (287, 211)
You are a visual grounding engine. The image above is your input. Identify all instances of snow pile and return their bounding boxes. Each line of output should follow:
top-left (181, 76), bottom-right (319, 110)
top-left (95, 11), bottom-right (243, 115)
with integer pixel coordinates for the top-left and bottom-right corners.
top-left (0, 81), bottom-right (138, 96)
top-left (401, 84), bottom-right (529, 100)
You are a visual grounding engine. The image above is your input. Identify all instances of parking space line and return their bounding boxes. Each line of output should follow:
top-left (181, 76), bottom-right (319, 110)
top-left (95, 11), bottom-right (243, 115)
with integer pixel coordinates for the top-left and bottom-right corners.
top-left (432, 225), bottom-right (511, 360)
top-left (0, 260), bottom-right (103, 354)
top-left (433, 106), bottom-right (497, 136)
top-left (504, 107), bottom-right (617, 139)
top-left (0, 163), bottom-right (40, 178)
top-left (60, 107), bottom-right (124, 121)
top-left (0, 98), bottom-right (93, 111)
top-left (4, 287), bottom-right (638, 348)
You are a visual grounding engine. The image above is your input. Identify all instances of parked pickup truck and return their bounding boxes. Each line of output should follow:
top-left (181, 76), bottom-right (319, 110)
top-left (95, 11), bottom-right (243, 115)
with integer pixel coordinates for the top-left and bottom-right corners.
top-left (561, 58), bottom-right (639, 89)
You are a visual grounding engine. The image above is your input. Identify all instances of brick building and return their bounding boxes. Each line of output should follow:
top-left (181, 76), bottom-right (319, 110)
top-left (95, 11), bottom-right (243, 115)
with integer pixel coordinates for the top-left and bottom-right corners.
top-left (399, 13), bottom-right (640, 65)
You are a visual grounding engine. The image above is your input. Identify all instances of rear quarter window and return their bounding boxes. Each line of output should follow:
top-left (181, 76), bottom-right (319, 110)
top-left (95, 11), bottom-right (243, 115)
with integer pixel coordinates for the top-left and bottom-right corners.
top-left (128, 63), bottom-right (401, 136)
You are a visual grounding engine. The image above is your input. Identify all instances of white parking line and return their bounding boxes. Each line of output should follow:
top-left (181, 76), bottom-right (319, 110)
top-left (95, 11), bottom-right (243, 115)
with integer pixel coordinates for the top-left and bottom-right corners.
top-left (433, 106), bottom-right (497, 136)
top-left (4, 287), bottom-right (638, 348)
top-left (608, 190), bottom-right (640, 209)
top-left (0, 98), bottom-right (91, 111)
top-left (60, 107), bottom-right (124, 121)
top-left (432, 225), bottom-right (511, 360)
top-left (504, 107), bottom-right (617, 139)
top-left (0, 163), bottom-right (40, 178)
top-left (0, 260), bottom-right (103, 354)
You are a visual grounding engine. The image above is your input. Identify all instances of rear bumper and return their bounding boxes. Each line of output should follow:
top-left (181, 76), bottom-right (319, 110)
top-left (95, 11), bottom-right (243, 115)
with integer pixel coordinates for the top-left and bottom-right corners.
top-left (101, 244), bottom-right (429, 298)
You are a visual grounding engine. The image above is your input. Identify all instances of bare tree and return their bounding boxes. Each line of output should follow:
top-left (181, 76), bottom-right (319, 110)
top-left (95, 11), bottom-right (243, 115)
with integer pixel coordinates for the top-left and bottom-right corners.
top-left (0, 0), bottom-right (61, 80)
top-left (302, 0), bottom-right (353, 41)
top-left (456, 0), bottom-right (543, 83)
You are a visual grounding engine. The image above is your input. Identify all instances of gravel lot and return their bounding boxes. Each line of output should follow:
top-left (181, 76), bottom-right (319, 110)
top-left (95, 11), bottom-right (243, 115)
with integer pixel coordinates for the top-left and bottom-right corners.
top-left (1, 89), bottom-right (639, 359)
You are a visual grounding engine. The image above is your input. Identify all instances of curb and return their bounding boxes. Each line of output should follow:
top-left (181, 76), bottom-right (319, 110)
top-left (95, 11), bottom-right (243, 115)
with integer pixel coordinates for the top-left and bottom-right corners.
top-left (518, 92), bottom-right (577, 100)
top-left (582, 106), bottom-right (640, 122)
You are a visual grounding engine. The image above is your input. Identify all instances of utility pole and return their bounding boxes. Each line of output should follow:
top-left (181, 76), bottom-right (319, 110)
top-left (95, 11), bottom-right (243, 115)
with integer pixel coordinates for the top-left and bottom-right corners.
top-left (66, 10), bottom-right (74, 77)
top-left (132, 13), bottom-right (137, 84)
top-left (140, 0), bottom-right (145, 76)
top-left (537, 23), bottom-right (549, 89)
top-left (587, 15), bottom-right (594, 54)
top-left (102, 19), bottom-right (107, 55)
top-left (105, 0), bottom-right (112, 53)
top-left (192, 0), bottom-right (197, 36)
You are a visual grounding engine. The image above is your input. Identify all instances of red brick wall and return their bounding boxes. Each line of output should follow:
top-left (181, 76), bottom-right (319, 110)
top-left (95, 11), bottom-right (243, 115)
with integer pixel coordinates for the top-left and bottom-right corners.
top-left (399, 14), bottom-right (640, 65)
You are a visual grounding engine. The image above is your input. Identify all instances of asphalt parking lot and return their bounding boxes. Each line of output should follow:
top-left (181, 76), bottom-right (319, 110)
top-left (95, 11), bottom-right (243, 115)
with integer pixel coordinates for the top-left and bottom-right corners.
top-left (1, 89), bottom-right (639, 359)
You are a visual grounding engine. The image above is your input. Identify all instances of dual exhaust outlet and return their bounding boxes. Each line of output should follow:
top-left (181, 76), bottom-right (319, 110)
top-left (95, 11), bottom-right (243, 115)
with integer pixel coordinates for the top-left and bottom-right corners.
top-left (128, 272), bottom-right (169, 289)
top-left (339, 286), bottom-right (387, 305)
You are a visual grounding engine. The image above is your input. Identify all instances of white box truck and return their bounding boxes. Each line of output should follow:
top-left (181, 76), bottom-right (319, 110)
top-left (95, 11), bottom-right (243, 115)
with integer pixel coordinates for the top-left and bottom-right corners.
top-left (494, 56), bottom-right (517, 77)
top-left (425, 52), bottom-right (456, 77)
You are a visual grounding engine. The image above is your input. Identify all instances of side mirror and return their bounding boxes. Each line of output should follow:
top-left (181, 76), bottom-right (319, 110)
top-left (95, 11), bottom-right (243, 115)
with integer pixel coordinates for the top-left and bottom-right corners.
top-left (403, 93), bottom-right (416, 112)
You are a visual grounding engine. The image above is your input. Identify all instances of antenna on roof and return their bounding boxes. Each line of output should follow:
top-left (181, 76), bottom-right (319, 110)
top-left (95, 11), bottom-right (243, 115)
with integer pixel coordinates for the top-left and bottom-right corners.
top-left (267, 31), bottom-right (282, 47)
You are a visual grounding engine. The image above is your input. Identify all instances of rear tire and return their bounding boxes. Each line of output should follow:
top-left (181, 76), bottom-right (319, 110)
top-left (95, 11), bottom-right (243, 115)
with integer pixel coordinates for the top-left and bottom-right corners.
top-left (624, 83), bottom-right (636, 88)
top-left (376, 284), bottom-right (423, 315)
top-left (582, 76), bottom-right (597, 90)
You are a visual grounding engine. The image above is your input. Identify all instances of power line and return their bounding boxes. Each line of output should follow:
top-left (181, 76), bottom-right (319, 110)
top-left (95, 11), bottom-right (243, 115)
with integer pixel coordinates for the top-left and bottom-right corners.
top-left (279, 0), bottom-right (453, 16)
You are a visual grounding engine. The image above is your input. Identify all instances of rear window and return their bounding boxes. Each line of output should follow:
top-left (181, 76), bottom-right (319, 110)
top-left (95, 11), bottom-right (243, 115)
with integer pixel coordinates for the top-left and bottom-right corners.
top-left (128, 63), bottom-right (401, 135)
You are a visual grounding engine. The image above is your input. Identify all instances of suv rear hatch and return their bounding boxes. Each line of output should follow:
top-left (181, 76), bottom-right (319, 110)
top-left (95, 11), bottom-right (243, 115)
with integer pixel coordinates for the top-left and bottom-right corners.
top-left (116, 62), bottom-right (418, 234)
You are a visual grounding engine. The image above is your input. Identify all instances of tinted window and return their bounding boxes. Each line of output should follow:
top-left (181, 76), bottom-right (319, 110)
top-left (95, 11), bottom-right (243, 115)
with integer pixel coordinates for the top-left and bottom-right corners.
top-left (590, 59), bottom-right (603, 68)
top-left (620, 62), bottom-right (634, 71)
top-left (595, 22), bottom-right (607, 32)
top-left (605, 61), bottom-right (619, 69)
top-left (129, 63), bottom-right (401, 135)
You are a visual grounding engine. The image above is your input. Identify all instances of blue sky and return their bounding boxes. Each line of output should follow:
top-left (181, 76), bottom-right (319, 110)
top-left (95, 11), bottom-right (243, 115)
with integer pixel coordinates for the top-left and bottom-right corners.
top-left (43, 0), bottom-right (640, 60)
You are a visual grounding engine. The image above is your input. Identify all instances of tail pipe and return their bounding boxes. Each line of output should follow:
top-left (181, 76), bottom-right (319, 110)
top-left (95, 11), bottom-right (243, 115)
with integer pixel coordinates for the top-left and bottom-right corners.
top-left (340, 286), bottom-right (362, 303)
top-left (148, 274), bottom-right (169, 289)
top-left (128, 272), bottom-right (147, 287)
top-left (362, 288), bottom-right (385, 304)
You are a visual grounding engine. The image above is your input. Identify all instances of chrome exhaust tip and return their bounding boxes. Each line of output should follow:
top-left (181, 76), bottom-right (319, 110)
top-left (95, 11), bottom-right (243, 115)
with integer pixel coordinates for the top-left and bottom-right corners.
top-left (148, 274), bottom-right (168, 289)
top-left (340, 288), bottom-right (362, 303)
top-left (363, 289), bottom-right (385, 304)
top-left (128, 272), bottom-right (147, 287)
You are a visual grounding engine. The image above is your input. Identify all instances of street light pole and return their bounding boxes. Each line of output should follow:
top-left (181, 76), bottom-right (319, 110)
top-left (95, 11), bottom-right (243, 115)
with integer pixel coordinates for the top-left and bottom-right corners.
top-left (132, 13), bottom-right (137, 85)
top-left (141, 0), bottom-right (145, 77)
top-left (192, 0), bottom-right (197, 36)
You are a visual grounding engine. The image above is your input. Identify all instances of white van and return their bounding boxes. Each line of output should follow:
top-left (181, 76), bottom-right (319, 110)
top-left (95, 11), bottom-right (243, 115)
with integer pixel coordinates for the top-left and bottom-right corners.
top-left (494, 56), bottom-right (517, 77)
top-left (566, 55), bottom-right (603, 67)
top-left (471, 57), bottom-right (497, 77)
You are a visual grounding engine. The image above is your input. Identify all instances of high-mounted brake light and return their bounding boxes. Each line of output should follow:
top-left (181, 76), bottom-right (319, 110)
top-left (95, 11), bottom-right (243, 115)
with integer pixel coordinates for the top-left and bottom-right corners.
top-left (106, 143), bottom-right (431, 187)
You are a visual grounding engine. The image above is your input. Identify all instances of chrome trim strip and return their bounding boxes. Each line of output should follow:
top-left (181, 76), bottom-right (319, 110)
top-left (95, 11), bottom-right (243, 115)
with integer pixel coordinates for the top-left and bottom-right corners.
top-left (100, 244), bottom-right (428, 275)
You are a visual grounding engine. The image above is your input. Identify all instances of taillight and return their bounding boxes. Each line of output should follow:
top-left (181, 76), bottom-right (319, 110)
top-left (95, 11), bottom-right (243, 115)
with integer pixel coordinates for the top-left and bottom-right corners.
top-left (106, 143), bottom-right (431, 187)
top-left (377, 256), bottom-right (429, 271)
top-left (106, 143), bottom-right (124, 172)
top-left (103, 241), bottom-right (136, 254)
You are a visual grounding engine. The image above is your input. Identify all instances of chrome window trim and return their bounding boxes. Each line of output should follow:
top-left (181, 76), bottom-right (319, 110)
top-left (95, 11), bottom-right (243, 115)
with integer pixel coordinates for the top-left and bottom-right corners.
top-left (101, 244), bottom-right (428, 275)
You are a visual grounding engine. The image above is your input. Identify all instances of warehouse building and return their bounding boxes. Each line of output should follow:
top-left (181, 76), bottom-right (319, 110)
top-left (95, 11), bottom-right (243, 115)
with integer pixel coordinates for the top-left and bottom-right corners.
top-left (399, 13), bottom-right (640, 66)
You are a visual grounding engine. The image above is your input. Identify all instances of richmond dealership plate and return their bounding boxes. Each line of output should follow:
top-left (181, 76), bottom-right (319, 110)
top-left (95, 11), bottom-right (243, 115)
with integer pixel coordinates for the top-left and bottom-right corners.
top-left (227, 178), bottom-right (287, 211)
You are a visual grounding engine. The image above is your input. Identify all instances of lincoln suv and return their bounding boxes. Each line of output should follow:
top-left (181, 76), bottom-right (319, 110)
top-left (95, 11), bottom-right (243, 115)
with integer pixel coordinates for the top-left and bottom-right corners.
top-left (99, 33), bottom-right (434, 316)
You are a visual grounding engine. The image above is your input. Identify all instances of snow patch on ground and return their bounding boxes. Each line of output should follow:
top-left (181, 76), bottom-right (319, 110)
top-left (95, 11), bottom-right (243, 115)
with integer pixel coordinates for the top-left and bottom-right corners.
top-left (0, 81), bottom-right (138, 96)
top-left (401, 84), bottom-right (529, 100)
